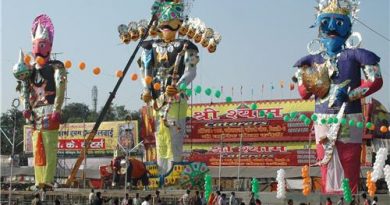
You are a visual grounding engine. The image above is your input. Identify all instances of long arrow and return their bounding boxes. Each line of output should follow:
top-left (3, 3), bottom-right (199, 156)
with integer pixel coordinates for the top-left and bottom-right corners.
top-left (66, 16), bottom-right (156, 186)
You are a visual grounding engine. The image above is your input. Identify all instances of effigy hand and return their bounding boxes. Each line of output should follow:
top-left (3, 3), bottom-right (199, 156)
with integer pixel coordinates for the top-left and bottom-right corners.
top-left (51, 112), bottom-right (61, 123)
top-left (142, 91), bottom-right (153, 103)
top-left (22, 110), bottom-right (32, 119)
top-left (336, 88), bottom-right (349, 103)
top-left (165, 85), bottom-right (178, 97)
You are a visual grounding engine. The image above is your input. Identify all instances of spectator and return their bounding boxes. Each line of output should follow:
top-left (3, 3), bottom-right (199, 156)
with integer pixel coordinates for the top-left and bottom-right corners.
top-left (133, 193), bottom-right (142, 205)
top-left (248, 192), bottom-right (255, 205)
top-left (208, 192), bottom-right (215, 205)
top-left (55, 198), bottom-right (61, 205)
top-left (180, 190), bottom-right (191, 205)
top-left (337, 197), bottom-right (344, 205)
top-left (371, 196), bottom-right (378, 205)
top-left (255, 199), bottom-right (261, 205)
top-left (40, 187), bottom-right (46, 202)
top-left (92, 191), bottom-right (110, 205)
top-left (31, 193), bottom-right (42, 205)
top-left (362, 193), bottom-right (371, 205)
top-left (190, 190), bottom-right (202, 205)
top-left (112, 198), bottom-right (120, 205)
top-left (218, 194), bottom-right (227, 205)
top-left (213, 191), bottom-right (221, 205)
top-left (142, 195), bottom-right (152, 205)
top-left (287, 199), bottom-right (294, 205)
top-left (154, 190), bottom-right (161, 205)
top-left (240, 203), bottom-right (245, 205)
top-left (326, 197), bottom-right (332, 205)
top-left (229, 192), bottom-right (238, 205)
top-left (122, 193), bottom-right (130, 205)
top-left (200, 192), bottom-right (206, 205)
top-left (89, 189), bottom-right (95, 205)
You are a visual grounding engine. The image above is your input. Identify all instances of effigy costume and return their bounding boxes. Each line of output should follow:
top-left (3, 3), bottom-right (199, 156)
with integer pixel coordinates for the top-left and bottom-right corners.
top-left (117, 0), bottom-right (221, 174)
top-left (14, 14), bottom-right (67, 187)
top-left (294, 0), bottom-right (383, 193)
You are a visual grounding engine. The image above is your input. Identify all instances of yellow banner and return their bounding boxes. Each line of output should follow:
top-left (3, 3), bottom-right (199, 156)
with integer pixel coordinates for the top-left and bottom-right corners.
top-left (24, 121), bottom-right (138, 153)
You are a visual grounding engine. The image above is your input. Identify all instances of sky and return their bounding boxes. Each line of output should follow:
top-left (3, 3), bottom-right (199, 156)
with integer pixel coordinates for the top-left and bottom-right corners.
top-left (1, 0), bottom-right (389, 114)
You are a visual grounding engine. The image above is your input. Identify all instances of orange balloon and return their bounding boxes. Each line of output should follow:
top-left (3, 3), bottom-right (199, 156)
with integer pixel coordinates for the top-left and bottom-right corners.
top-left (144, 76), bottom-right (153, 85)
top-left (79, 62), bottom-right (86, 70)
top-left (303, 178), bottom-right (310, 184)
top-left (36, 56), bottom-right (45, 66)
top-left (116, 70), bottom-right (124, 78)
top-left (64, 60), bottom-right (72, 69)
top-left (370, 124), bottom-right (376, 131)
top-left (380, 125), bottom-right (388, 133)
top-left (93, 67), bottom-right (101, 75)
top-left (24, 55), bottom-right (31, 65)
top-left (130, 73), bottom-right (138, 81)
top-left (153, 82), bottom-right (161, 90)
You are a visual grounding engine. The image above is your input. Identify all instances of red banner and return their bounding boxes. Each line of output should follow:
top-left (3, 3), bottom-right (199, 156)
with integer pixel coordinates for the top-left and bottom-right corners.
top-left (58, 139), bottom-right (105, 150)
top-left (186, 103), bottom-right (314, 143)
top-left (186, 146), bottom-right (316, 166)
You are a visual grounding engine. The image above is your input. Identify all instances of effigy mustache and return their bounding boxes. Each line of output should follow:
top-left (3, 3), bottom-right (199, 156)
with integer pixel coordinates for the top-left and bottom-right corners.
top-left (158, 24), bottom-right (180, 32)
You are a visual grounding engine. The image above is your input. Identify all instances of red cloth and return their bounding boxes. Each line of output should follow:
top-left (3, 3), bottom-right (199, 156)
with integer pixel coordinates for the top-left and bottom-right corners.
top-left (316, 142), bottom-right (361, 194)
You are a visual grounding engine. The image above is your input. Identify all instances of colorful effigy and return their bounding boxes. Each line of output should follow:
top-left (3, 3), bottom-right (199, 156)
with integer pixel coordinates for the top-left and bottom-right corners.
top-left (13, 14), bottom-right (67, 188)
top-left (293, 0), bottom-right (383, 193)
top-left (118, 0), bottom-right (220, 175)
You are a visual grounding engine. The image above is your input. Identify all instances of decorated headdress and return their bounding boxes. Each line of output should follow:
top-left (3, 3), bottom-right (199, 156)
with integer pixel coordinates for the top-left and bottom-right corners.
top-left (31, 14), bottom-right (55, 43)
top-left (151, 0), bottom-right (185, 22)
top-left (316, 0), bottom-right (360, 20)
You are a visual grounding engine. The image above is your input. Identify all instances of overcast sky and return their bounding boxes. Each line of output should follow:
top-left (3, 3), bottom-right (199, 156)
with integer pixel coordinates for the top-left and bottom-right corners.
top-left (1, 0), bottom-right (389, 113)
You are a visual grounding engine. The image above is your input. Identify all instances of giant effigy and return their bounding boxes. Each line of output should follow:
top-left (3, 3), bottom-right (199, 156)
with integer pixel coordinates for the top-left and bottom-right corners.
top-left (118, 0), bottom-right (221, 175)
top-left (293, 0), bottom-right (383, 193)
top-left (13, 14), bottom-right (67, 188)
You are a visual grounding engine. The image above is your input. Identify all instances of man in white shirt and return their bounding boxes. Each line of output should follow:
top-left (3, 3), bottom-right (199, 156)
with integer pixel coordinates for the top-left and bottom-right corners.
top-left (88, 189), bottom-right (95, 205)
top-left (229, 192), bottom-right (238, 205)
top-left (122, 193), bottom-right (130, 205)
top-left (180, 190), bottom-right (190, 205)
top-left (142, 194), bottom-right (152, 205)
top-left (133, 193), bottom-right (142, 205)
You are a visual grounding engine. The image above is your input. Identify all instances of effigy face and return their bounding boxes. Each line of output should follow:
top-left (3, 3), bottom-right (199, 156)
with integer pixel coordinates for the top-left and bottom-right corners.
top-left (158, 19), bottom-right (182, 42)
top-left (32, 38), bottom-right (52, 62)
top-left (317, 13), bottom-right (351, 54)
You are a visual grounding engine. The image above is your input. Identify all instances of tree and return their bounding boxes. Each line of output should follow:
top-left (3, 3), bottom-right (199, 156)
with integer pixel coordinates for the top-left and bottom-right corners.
top-left (61, 103), bottom-right (90, 123)
top-left (0, 108), bottom-right (25, 155)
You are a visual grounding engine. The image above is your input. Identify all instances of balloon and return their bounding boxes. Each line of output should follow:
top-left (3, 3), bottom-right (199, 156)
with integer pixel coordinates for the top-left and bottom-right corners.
top-left (153, 83), bottom-right (161, 90)
top-left (310, 114), bottom-right (318, 121)
top-left (93, 67), bottom-right (101, 75)
top-left (304, 118), bottom-right (311, 126)
top-left (320, 118), bottom-right (327, 125)
top-left (64, 60), bottom-right (72, 69)
top-left (365, 122), bottom-right (373, 129)
top-left (259, 110), bottom-right (265, 117)
top-left (356, 122), bottom-right (364, 129)
top-left (283, 115), bottom-right (290, 122)
top-left (333, 117), bottom-right (338, 124)
top-left (327, 118), bottom-right (334, 124)
top-left (179, 83), bottom-right (187, 90)
top-left (116, 70), bottom-right (124, 78)
top-left (299, 114), bottom-right (307, 121)
top-left (290, 112), bottom-right (298, 118)
top-left (79, 62), bottom-right (86, 70)
top-left (225, 96), bottom-right (232, 103)
top-left (267, 112), bottom-right (274, 119)
top-left (195, 85), bottom-right (202, 94)
top-left (36, 56), bottom-right (45, 66)
top-left (130, 73), bottom-right (138, 81)
top-left (250, 103), bottom-right (257, 110)
top-left (24, 55), bottom-right (31, 65)
top-left (205, 88), bottom-right (212, 96)
top-left (186, 89), bottom-right (192, 96)
top-left (380, 125), bottom-right (388, 133)
top-left (214, 90), bottom-right (222, 98)
top-left (348, 119), bottom-right (355, 127)
top-left (144, 76), bottom-right (153, 85)
top-left (340, 118), bottom-right (347, 125)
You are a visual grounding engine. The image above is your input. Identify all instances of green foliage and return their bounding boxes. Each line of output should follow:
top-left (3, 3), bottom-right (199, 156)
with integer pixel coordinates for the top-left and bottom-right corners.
top-left (0, 108), bottom-right (25, 155)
